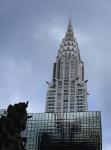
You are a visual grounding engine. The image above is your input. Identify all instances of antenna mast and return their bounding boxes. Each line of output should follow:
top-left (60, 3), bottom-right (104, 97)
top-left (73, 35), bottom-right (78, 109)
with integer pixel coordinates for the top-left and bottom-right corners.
top-left (69, 0), bottom-right (73, 20)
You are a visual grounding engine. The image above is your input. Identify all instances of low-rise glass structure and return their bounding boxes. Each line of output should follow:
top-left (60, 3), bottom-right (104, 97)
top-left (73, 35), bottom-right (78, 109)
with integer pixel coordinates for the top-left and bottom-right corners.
top-left (22, 111), bottom-right (102, 150)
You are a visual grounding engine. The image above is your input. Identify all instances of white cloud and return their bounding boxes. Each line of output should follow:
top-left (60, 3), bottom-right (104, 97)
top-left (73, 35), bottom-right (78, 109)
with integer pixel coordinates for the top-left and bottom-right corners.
top-left (1, 55), bottom-right (32, 80)
top-left (34, 24), bottom-right (65, 44)
top-left (49, 25), bottom-right (65, 42)
top-left (103, 143), bottom-right (111, 150)
top-left (75, 30), bottom-right (92, 46)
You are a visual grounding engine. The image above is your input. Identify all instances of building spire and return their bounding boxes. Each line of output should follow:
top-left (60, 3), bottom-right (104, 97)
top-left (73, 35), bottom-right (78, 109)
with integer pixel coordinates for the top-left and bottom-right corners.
top-left (66, 18), bottom-right (73, 36)
top-left (67, 18), bottom-right (73, 31)
top-left (59, 18), bottom-right (75, 53)
top-left (58, 19), bottom-right (81, 62)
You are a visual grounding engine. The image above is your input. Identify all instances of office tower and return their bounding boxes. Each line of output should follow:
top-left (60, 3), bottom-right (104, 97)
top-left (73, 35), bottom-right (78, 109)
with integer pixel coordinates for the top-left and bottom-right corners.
top-left (45, 19), bottom-right (88, 113)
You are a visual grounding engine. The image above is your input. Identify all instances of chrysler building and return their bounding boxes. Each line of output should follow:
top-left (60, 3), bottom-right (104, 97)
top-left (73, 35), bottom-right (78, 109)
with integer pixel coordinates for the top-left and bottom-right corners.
top-left (45, 19), bottom-right (88, 113)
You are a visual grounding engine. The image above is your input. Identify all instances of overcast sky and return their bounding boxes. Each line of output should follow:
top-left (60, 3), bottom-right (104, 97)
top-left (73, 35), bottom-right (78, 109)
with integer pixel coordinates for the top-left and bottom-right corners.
top-left (0, 0), bottom-right (111, 149)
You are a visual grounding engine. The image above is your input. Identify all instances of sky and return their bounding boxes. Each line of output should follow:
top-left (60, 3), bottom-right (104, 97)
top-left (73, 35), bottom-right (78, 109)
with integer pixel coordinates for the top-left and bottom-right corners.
top-left (0, 0), bottom-right (111, 149)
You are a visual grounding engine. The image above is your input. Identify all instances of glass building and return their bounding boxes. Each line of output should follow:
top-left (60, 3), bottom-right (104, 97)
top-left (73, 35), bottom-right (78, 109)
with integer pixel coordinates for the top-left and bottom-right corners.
top-left (22, 111), bottom-right (102, 150)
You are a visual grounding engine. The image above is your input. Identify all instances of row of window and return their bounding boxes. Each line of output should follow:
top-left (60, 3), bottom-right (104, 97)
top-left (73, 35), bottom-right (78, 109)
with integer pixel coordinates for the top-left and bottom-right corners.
top-left (46, 105), bottom-right (86, 111)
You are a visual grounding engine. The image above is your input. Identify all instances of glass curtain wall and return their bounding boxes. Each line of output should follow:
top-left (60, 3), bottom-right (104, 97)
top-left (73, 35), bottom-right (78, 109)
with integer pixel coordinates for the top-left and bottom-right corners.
top-left (22, 112), bottom-right (102, 150)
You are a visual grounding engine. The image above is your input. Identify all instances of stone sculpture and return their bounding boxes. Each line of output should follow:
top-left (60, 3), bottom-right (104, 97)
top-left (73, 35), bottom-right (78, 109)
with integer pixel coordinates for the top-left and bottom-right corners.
top-left (0, 101), bottom-right (31, 150)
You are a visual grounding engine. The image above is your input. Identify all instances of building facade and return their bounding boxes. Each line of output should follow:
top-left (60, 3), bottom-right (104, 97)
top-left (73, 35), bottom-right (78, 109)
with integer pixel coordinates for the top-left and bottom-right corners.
top-left (45, 19), bottom-right (88, 113)
top-left (23, 112), bottom-right (102, 150)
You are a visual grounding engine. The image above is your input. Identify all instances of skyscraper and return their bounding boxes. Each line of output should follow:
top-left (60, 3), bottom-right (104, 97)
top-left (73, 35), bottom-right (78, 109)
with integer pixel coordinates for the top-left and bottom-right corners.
top-left (46, 19), bottom-right (88, 113)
